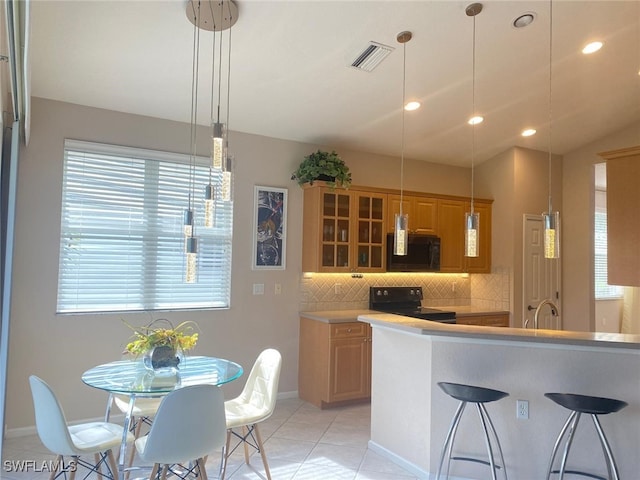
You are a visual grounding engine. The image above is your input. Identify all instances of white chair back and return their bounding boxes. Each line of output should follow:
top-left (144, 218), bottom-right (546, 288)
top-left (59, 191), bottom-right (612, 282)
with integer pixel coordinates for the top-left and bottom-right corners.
top-left (29, 375), bottom-right (78, 456)
top-left (238, 348), bottom-right (282, 421)
top-left (138, 384), bottom-right (226, 465)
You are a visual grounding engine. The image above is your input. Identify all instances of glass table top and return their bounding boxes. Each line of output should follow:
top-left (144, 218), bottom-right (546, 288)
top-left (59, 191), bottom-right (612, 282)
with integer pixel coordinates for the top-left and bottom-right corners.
top-left (82, 355), bottom-right (243, 395)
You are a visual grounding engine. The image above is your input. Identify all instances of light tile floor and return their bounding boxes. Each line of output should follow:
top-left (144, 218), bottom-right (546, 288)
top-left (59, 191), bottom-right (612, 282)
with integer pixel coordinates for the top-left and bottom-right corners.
top-left (2, 398), bottom-right (419, 480)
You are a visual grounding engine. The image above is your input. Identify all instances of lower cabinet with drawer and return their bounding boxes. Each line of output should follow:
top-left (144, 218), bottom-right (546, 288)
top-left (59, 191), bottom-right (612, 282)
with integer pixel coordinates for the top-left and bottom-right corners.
top-left (456, 313), bottom-right (510, 327)
top-left (298, 317), bottom-right (372, 408)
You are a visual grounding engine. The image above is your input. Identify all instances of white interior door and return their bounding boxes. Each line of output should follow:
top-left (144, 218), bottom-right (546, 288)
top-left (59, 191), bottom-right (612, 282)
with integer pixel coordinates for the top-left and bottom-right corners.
top-left (523, 214), bottom-right (561, 329)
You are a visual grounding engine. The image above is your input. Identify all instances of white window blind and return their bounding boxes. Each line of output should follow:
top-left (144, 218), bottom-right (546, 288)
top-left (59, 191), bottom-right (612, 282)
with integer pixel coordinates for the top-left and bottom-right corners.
top-left (594, 190), bottom-right (623, 300)
top-left (57, 140), bottom-right (233, 314)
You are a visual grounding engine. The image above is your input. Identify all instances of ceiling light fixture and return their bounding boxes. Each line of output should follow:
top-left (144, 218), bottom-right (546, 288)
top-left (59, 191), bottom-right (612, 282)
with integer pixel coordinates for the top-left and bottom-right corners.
top-left (404, 101), bottom-right (421, 111)
top-left (513, 12), bottom-right (536, 29)
top-left (468, 115), bottom-right (484, 125)
top-left (582, 41), bottom-right (603, 55)
top-left (394, 30), bottom-right (412, 256)
top-left (544, 0), bottom-right (560, 259)
top-left (522, 128), bottom-right (537, 137)
top-left (465, 2), bottom-right (482, 258)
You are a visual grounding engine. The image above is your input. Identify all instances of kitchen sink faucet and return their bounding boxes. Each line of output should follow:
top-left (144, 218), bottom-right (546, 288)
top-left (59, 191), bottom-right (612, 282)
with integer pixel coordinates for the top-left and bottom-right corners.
top-left (525, 299), bottom-right (560, 329)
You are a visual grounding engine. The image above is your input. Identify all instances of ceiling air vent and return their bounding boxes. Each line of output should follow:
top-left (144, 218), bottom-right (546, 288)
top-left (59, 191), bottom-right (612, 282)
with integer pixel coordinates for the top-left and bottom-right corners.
top-left (349, 41), bottom-right (394, 72)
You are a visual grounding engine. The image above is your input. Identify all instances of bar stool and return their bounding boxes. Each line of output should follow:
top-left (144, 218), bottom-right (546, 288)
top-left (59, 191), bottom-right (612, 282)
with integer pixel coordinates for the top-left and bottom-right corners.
top-left (545, 393), bottom-right (628, 480)
top-left (436, 382), bottom-right (509, 480)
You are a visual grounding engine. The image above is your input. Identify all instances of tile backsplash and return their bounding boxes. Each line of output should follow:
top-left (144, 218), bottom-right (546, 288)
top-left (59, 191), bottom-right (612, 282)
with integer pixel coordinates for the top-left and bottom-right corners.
top-left (300, 267), bottom-right (510, 312)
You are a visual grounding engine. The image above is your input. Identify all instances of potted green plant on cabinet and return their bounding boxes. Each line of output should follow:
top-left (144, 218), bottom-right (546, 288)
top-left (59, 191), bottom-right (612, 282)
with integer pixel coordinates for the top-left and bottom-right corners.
top-left (291, 150), bottom-right (352, 189)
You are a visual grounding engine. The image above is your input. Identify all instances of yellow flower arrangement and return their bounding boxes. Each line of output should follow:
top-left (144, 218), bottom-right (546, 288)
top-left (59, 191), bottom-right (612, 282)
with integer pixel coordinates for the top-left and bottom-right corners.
top-left (124, 319), bottom-right (199, 356)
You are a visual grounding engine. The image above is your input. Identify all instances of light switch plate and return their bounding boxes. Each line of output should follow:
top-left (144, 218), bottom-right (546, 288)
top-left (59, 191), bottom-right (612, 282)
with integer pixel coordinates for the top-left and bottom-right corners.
top-left (253, 283), bottom-right (264, 295)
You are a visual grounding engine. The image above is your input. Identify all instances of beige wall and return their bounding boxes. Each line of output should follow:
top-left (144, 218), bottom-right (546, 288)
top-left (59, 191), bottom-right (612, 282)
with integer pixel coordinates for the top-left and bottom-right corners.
top-left (562, 121), bottom-right (640, 332)
top-left (5, 97), bottom-right (471, 431)
top-left (476, 146), bottom-right (562, 326)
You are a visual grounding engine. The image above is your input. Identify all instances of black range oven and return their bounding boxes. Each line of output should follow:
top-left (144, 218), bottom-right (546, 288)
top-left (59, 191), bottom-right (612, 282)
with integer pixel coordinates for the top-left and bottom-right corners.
top-left (369, 286), bottom-right (456, 324)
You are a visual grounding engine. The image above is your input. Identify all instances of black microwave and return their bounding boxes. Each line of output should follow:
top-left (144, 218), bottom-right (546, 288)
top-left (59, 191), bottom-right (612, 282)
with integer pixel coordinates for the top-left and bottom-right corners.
top-left (386, 233), bottom-right (441, 272)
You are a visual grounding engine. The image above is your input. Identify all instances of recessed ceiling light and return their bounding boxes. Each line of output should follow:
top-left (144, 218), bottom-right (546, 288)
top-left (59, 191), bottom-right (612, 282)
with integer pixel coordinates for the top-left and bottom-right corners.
top-left (521, 128), bottom-right (537, 137)
top-left (512, 12), bottom-right (536, 29)
top-left (404, 101), bottom-right (421, 111)
top-left (468, 115), bottom-right (484, 125)
top-left (582, 41), bottom-right (603, 55)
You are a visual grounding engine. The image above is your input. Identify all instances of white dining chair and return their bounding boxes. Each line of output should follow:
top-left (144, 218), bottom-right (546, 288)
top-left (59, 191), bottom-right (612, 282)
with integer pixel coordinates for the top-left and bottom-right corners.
top-left (29, 375), bottom-right (133, 480)
top-left (134, 384), bottom-right (227, 480)
top-left (221, 348), bottom-right (282, 480)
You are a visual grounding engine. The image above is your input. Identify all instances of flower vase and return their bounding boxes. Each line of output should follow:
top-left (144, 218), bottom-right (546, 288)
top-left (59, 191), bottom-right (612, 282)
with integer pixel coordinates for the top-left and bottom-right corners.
top-left (143, 345), bottom-right (183, 375)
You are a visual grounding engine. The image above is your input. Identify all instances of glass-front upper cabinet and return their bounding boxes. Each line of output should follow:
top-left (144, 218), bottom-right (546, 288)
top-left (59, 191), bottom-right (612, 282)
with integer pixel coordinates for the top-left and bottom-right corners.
top-left (321, 191), bottom-right (352, 270)
top-left (355, 192), bottom-right (386, 271)
top-left (301, 184), bottom-right (386, 272)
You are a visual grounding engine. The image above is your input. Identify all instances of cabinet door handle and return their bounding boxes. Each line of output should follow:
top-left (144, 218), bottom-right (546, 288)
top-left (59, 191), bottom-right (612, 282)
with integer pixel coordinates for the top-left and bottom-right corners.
top-left (347, 328), bottom-right (352, 333)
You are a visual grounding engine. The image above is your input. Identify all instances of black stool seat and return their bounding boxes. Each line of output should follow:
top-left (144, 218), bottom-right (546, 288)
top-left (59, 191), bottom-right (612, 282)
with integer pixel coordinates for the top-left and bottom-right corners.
top-left (545, 393), bottom-right (628, 415)
top-left (439, 382), bottom-right (509, 404)
top-left (544, 392), bottom-right (627, 480)
top-left (436, 382), bottom-right (509, 479)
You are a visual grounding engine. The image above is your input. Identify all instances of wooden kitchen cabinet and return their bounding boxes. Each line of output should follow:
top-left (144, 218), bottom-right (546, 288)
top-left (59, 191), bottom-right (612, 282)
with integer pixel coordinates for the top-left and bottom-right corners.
top-left (302, 184), bottom-right (385, 272)
top-left (438, 198), bottom-right (493, 273)
top-left (599, 146), bottom-right (640, 287)
top-left (438, 199), bottom-right (466, 272)
top-left (298, 317), bottom-right (372, 408)
top-left (387, 194), bottom-right (438, 234)
top-left (456, 313), bottom-right (509, 327)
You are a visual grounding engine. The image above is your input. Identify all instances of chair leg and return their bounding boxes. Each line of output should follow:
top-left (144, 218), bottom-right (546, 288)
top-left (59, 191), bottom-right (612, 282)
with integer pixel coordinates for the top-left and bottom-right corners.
top-left (68, 457), bottom-right (77, 480)
top-left (48, 455), bottom-right (62, 480)
top-left (147, 463), bottom-right (159, 480)
top-left (219, 430), bottom-right (232, 480)
top-left (437, 400), bottom-right (467, 479)
top-left (107, 449), bottom-right (119, 480)
top-left (95, 453), bottom-right (103, 478)
top-left (546, 410), bottom-right (577, 480)
top-left (558, 412), bottom-right (581, 479)
top-left (253, 424), bottom-right (272, 480)
top-left (241, 426), bottom-right (250, 464)
top-left (159, 464), bottom-right (169, 480)
top-left (196, 458), bottom-right (208, 480)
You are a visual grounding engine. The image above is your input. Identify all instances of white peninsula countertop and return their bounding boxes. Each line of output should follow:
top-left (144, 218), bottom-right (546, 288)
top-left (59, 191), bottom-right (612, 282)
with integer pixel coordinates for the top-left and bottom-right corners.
top-left (359, 312), bottom-right (640, 350)
top-left (357, 312), bottom-right (640, 479)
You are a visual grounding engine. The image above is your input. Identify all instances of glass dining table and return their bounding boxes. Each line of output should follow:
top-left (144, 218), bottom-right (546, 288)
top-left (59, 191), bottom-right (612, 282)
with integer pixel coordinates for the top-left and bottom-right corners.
top-left (82, 355), bottom-right (243, 480)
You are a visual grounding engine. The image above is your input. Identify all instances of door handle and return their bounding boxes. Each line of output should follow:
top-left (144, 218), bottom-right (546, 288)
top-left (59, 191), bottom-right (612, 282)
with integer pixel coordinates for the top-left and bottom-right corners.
top-left (527, 305), bottom-right (535, 311)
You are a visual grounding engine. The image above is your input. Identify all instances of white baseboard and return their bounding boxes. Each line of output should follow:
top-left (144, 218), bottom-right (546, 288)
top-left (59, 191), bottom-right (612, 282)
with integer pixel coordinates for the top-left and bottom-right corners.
top-left (367, 440), bottom-right (476, 480)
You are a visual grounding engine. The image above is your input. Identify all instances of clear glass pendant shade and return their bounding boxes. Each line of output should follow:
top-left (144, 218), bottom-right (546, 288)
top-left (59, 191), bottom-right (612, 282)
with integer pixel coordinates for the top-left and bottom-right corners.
top-left (204, 184), bottom-right (215, 227)
top-left (464, 211), bottom-right (479, 257)
top-left (543, 211), bottom-right (560, 259)
top-left (183, 209), bottom-right (194, 238)
top-left (211, 122), bottom-right (225, 170)
top-left (393, 213), bottom-right (408, 256)
top-left (184, 236), bottom-right (198, 284)
top-left (221, 156), bottom-right (233, 202)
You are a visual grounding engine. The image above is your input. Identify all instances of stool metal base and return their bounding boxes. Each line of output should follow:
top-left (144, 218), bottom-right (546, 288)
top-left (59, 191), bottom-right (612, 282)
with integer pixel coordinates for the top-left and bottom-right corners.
top-left (436, 400), bottom-right (507, 480)
top-left (546, 410), bottom-right (621, 480)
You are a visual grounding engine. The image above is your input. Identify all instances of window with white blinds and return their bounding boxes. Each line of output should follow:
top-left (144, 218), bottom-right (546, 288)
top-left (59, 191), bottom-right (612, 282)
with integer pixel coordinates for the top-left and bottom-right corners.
top-left (594, 190), bottom-right (623, 300)
top-left (57, 140), bottom-right (233, 314)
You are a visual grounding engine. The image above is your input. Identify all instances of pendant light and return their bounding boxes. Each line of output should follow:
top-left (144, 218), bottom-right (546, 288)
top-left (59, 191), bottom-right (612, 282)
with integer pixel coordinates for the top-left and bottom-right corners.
top-left (464, 3), bottom-right (482, 258)
top-left (543, 0), bottom-right (560, 259)
top-left (184, 0), bottom-right (203, 283)
top-left (394, 30), bottom-right (412, 256)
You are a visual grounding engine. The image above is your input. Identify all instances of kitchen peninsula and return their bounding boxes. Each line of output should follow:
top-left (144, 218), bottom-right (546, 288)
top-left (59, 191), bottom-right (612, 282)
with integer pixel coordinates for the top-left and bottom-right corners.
top-left (359, 313), bottom-right (640, 479)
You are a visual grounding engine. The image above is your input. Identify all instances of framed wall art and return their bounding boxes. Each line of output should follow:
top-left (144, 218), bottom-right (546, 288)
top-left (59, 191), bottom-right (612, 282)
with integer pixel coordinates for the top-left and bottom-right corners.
top-left (252, 185), bottom-right (287, 270)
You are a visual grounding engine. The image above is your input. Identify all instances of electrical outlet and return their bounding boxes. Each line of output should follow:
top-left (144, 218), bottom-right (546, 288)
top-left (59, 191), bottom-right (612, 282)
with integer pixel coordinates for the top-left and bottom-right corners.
top-left (334, 283), bottom-right (342, 295)
top-left (517, 399), bottom-right (529, 419)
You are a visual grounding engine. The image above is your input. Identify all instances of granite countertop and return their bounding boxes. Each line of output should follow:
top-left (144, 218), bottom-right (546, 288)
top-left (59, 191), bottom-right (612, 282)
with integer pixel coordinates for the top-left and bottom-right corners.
top-left (358, 312), bottom-right (640, 350)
